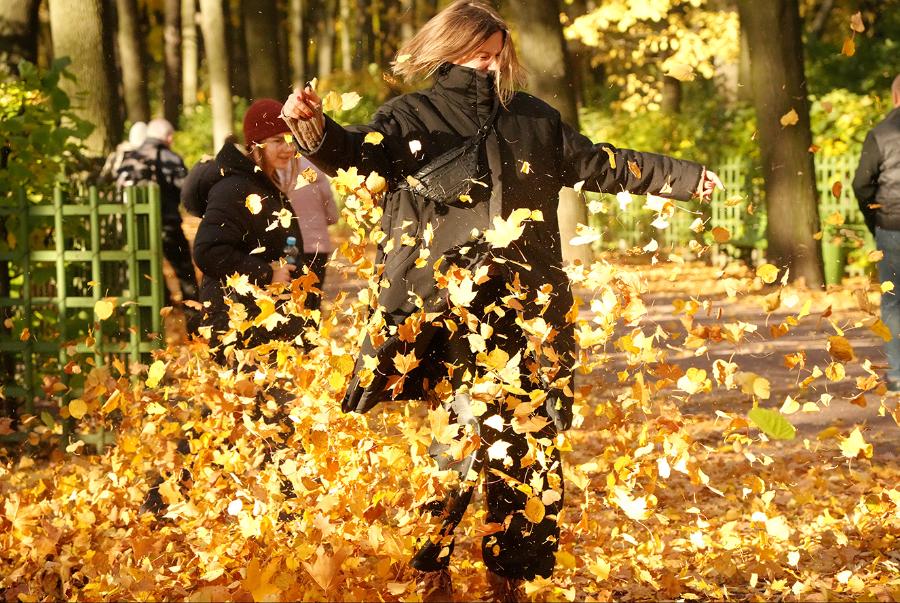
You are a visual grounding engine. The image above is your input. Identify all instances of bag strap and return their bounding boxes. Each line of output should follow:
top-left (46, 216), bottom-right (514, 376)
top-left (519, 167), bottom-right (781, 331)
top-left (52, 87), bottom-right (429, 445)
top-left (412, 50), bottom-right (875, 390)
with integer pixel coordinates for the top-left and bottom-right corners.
top-left (469, 100), bottom-right (501, 147)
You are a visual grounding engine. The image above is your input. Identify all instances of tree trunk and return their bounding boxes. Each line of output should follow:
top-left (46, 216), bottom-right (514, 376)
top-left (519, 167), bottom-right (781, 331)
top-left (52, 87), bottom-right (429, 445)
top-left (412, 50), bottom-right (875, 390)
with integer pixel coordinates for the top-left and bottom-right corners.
top-left (339, 0), bottom-right (352, 72)
top-left (507, 0), bottom-right (591, 266)
top-left (0, 0), bottom-right (40, 73)
top-left (226, 0), bottom-right (251, 99)
top-left (738, 0), bottom-right (823, 286)
top-left (182, 0), bottom-right (199, 109)
top-left (199, 0), bottom-right (233, 150)
top-left (737, 22), bottom-right (752, 102)
top-left (162, 0), bottom-right (182, 124)
top-left (243, 0), bottom-right (283, 99)
top-left (400, 0), bottom-right (414, 42)
top-left (317, 0), bottom-right (336, 77)
top-left (353, 0), bottom-right (370, 70)
top-left (114, 0), bottom-right (150, 124)
top-left (661, 75), bottom-right (682, 114)
top-left (48, 0), bottom-right (122, 156)
top-left (37, 2), bottom-right (53, 69)
top-left (288, 0), bottom-right (306, 84)
top-left (808, 0), bottom-right (835, 40)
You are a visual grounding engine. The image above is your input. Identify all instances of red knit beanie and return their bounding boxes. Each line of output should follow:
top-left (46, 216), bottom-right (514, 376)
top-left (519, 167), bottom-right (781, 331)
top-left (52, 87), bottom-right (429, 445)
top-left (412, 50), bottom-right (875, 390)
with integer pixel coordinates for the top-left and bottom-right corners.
top-left (243, 98), bottom-right (290, 147)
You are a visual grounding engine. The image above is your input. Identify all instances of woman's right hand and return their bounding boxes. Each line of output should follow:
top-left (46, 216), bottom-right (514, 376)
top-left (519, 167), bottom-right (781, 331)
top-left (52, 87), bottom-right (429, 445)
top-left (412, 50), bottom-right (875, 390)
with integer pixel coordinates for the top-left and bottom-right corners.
top-left (283, 85), bottom-right (323, 123)
top-left (270, 262), bottom-right (297, 284)
top-left (281, 84), bottom-right (325, 150)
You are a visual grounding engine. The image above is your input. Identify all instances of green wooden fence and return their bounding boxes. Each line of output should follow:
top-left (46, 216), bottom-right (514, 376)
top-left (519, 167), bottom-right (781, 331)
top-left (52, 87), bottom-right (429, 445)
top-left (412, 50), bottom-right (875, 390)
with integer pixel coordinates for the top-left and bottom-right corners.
top-left (591, 152), bottom-right (872, 283)
top-left (0, 185), bottom-right (164, 415)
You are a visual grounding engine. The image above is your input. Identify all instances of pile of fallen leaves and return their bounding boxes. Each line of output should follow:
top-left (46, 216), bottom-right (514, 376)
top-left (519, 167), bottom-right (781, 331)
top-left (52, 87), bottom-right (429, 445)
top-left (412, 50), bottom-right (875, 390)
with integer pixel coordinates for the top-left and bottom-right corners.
top-left (2, 169), bottom-right (900, 602)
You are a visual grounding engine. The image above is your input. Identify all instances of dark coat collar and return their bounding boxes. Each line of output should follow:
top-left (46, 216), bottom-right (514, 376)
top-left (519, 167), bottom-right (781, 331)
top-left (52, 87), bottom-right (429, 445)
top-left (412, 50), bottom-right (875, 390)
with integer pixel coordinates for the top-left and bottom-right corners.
top-left (432, 63), bottom-right (498, 126)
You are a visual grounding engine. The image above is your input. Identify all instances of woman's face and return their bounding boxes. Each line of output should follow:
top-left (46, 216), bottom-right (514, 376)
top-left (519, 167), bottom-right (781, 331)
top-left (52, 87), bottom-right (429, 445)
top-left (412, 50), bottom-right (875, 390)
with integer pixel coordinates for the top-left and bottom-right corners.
top-left (258, 134), bottom-right (294, 171)
top-left (455, 30), bottom-right (504, 73)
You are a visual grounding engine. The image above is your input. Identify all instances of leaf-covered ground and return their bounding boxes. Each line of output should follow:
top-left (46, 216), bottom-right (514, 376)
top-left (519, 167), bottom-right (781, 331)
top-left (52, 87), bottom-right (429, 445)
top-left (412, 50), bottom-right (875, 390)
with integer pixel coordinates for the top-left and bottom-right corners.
top-left (2, 253), bottom-right (899, 602)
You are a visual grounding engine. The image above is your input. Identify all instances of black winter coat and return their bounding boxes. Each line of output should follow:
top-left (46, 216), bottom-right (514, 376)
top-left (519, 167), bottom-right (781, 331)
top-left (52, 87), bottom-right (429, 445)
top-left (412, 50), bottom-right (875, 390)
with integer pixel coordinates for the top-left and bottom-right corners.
top-left (192, 143), bottom-right (306, 348)
top-left (853, 107), bottom-right (900, 233)
top-left (301, 63), bottom-right (703, 430)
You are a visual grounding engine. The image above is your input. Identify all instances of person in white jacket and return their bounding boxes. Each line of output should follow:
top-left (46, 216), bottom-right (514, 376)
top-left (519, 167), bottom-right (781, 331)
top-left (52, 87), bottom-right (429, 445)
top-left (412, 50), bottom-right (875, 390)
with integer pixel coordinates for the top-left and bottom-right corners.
top-left (275, 156), bottom-right (338, 311)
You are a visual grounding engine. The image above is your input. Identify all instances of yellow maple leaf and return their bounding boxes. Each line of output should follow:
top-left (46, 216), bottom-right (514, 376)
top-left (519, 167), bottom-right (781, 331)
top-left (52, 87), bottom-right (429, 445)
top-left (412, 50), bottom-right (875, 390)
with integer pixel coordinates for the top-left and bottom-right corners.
top-left (243, 557), bottom-right (281, 602)
top-left (341, 91), bottom-right (361, 111)
top-left (245, 193), bottom-right (263, 214)
top-left (484, 208), bottom-right (532, 248)
top-left (393, 351), bottom-right (419, 375)
top-left (94, 298), bottom-right (116, 321)
top-left (322, 90), bottom-right (342, 112)
top-left (870, 319), bottom-right (892, 342)
top-left (332, 167), bottom-right (365, 195)
top-left (364, 131), bottom-right (384, 145)
top-left (780, 109), bottom-right (799, 127)
top-left (757, 263), bottom-right (779, 284)
top-left (840, 427), bottom-right (873, 459)
top-left (827, 336), bottom-right (855, 362)
top-left (711, 226), bottom-right (731, 243)
top-left (524, 496), bottom-right (546, 523)
top-left (842, 37), bottom-right (856, 57)
top-left (663, 60), bottom-right (695, 82)
top-left (68, 399), bottom-right (87, 420)
top-left (612, 486), bottom-right (651, 520)
top-left (146, 360), bottom-right (167, 388)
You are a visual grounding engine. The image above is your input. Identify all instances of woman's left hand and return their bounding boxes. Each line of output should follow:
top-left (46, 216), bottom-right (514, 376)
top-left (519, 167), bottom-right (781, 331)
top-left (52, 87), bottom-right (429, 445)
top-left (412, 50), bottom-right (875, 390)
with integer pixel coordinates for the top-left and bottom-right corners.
top-left (695, 169), bottom-right (724, 202)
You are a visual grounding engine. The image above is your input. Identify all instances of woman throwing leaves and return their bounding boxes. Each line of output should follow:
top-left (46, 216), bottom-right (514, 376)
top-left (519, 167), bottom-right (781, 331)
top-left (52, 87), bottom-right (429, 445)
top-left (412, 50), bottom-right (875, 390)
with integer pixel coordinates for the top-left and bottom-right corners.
top-left (282, 1), bottom-right (722, 600)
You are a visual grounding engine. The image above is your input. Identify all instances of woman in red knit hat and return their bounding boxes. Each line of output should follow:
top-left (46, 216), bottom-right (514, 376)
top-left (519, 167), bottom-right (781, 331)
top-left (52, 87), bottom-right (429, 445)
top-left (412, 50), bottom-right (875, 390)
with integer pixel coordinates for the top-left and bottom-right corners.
top-left (192, 99), bottom-right (310, 361)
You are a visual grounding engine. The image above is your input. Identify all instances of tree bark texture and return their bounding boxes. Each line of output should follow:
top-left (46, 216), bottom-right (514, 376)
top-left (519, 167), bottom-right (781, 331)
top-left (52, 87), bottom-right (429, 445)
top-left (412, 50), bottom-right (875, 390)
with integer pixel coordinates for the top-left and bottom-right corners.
top-left (353, 0), bottom-right (370, 70)
top-left (288, 0), bottom-right (306, 84)
top-left (243, 0), bottom-right (284, 99)
top-left (48, 0), bottom-right (122, 156)
top-left (114, 0), bottom-right (151, 124)
top-left (181, 0), bottom-right (199, 109)
top-left (661, 76), bottom-right (682, 114)
top-left (162, 0), bottom-right (182, 124)
top-left (317, 0), bottom-right (337, 77)
top-left (226, 0), bottom-right (251, 99)
top-left (507, 0), bottom-right (591, 266)
top-left (400, 0), bottom-right (414, 42)
top-left (199, 0), bottom-right (233, 151)
top-left (738, 0), bottom-right (823, 286)
top-left (339, 0), bottom-right (352, 72)
top-left (0, 0), bottom-right (40, 73)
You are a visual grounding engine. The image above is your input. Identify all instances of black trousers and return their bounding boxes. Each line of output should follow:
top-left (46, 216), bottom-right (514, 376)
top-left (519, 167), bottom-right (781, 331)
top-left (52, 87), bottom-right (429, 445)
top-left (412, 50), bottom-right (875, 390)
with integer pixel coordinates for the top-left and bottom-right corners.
top-left (162, 214), bottom-right (199, 305)
top-left (410, 279), bottom-right (564, 580)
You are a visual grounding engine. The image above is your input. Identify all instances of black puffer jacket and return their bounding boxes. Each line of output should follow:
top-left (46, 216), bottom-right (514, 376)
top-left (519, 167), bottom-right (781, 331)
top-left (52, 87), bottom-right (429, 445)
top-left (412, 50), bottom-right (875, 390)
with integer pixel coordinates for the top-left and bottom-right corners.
top-left (301, 63), bottom-right (703, 429)
top-left (854, 107), bottom-right (900, 233)
top-left (192, 143), bottom-right (305, 348)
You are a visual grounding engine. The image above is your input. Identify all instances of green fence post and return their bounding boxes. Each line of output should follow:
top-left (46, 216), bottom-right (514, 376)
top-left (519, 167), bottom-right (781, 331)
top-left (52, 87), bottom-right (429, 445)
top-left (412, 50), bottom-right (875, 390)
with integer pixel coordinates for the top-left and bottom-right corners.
top-left (18, 189), bottom-right (34, 414)
top-left (89, 187), bottom-right (103, 366)
top-left (54, 186), bottom-right (71, 443)
top-left (89, 186), bottom-right (106, 452)
top-left (147, 185), bottom-right (163, 337)
top-left (125, 187), bottom-right (141, 366)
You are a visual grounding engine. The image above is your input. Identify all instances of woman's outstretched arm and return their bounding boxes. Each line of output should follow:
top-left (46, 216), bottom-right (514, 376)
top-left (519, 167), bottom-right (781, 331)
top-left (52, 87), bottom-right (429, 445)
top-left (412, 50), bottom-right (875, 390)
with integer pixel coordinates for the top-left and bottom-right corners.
top-left (557, 118), bottom-right (721, 201)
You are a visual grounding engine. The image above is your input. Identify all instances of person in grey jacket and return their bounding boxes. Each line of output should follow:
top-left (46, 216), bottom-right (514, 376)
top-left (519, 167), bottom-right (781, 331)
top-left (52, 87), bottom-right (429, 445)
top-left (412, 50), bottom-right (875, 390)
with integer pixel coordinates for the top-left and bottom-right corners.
top-left (853, 74), bottom-right (900, 391)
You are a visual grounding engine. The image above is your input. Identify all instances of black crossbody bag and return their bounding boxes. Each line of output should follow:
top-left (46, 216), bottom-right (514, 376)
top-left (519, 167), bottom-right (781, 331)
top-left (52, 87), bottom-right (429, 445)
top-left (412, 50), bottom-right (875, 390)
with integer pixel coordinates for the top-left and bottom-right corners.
top-left (399, 102), bottom-right (501, 206)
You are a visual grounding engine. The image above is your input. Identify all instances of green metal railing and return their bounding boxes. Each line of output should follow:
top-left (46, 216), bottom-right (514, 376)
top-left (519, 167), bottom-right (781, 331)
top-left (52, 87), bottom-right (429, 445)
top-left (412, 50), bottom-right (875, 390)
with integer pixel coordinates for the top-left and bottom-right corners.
top-left (0, 185), bottom-right (164, 414)
top-left (590, 152), bottom-right (872, 283)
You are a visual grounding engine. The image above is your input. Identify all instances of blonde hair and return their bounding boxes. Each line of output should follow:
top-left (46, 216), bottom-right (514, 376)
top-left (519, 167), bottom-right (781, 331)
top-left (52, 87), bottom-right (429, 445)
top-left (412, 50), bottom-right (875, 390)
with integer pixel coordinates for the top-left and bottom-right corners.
top-left (391, 0), bottom-right (527, 104)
